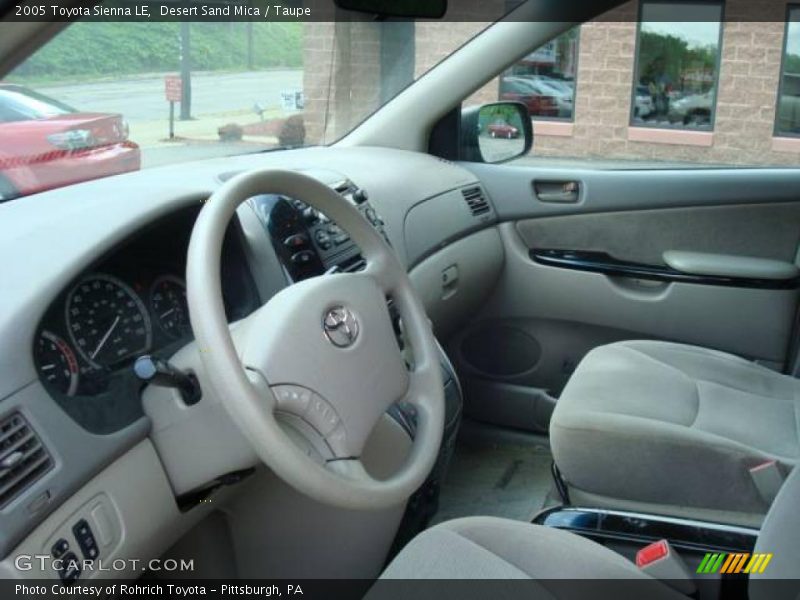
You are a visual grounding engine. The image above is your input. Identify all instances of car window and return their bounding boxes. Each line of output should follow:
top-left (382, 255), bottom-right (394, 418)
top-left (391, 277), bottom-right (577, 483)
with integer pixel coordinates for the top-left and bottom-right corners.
top-left (471, 4), bottom-right (800, 169)
top-left (0, 87), bottom-right (73, 122)
top-left (0, 7), bottom-right (515, 201)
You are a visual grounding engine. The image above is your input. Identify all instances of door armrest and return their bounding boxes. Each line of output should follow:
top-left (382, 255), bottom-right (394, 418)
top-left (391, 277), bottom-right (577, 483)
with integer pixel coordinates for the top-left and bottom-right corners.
top-left (663, 251), bottom-right (799, 281)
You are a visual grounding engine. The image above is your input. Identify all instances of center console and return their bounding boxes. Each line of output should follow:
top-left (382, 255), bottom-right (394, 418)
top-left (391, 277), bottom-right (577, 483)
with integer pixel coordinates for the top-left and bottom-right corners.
top-left (533, 505), bottom-right (759, 599)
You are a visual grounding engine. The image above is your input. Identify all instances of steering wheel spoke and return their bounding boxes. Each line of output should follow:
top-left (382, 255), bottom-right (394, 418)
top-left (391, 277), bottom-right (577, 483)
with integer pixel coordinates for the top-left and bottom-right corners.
top-left (326, 458), bottom-right (377, 484)
top-left (362, 254), bottom-right (402, 295)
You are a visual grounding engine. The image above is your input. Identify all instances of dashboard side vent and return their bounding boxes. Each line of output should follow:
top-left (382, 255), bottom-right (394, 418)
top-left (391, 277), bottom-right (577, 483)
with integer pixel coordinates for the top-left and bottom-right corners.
top-left (333, 180), bottom-right (355, 195)
top-left (342, 257), bottom-right (367, 273)
top-left (0, 413), bottom-right (53, 508)
top-left (462, 186), bottom-right (491, 217)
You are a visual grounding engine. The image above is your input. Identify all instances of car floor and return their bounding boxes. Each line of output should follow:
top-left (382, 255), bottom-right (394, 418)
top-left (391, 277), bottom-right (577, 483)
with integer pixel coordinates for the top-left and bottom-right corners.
top-left (431, 419), bottom-right (555, 525)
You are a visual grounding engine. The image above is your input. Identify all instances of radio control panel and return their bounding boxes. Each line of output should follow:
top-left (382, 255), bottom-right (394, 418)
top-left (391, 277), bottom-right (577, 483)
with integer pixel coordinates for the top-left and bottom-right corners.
top-left (249, 180), bottom-right (389, 282)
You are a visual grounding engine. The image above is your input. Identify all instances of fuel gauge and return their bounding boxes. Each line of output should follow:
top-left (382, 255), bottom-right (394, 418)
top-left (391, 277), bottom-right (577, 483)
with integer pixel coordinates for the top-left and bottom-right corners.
top-left (150, 275), bottom-right (191, 339)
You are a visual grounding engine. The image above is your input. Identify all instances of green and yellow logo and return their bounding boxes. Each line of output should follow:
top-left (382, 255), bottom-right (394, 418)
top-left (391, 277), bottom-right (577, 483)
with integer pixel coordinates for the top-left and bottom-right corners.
top-left (696, 552), bottom-right (773, 574)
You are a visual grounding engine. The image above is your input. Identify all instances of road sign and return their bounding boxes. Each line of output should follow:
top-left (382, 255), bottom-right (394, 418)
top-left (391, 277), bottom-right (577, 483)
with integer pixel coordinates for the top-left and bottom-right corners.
top-left (165, 75), bottom-right (182, 103)
top-left (165, 75), bottom-right (182, 139)
top-left (280, 90), bottom-right (305, 111)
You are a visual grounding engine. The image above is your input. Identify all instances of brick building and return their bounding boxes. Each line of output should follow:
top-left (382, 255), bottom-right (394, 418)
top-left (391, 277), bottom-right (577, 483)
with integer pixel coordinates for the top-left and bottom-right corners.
top-left (302, 0), bottom-right (800, 167)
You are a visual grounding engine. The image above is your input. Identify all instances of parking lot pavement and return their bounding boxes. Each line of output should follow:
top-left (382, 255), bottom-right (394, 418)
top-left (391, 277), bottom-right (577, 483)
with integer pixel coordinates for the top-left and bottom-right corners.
top-left (478, 134), bottom-right (527, 162)
top-left (128, 108), bottom-right (285, 147)
top-left (141, 140), bottom-right (274, 168)
top-left (35, 69), bottom-right (303, 122)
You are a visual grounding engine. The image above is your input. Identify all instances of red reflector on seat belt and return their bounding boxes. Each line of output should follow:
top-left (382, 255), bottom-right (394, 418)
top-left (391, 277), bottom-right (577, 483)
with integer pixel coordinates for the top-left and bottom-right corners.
top-left (636, 540), bottom-right (669, 567)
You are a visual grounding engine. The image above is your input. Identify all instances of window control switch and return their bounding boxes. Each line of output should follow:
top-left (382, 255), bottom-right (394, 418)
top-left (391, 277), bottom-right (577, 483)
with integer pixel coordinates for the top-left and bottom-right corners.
top-left (72, 519), bottom-right (99, 561)
top-left (51, 538), bottom-right (69, 559)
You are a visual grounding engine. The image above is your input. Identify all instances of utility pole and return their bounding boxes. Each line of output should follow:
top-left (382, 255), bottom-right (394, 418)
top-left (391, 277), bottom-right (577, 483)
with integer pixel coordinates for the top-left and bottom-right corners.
top-left (179, 22), bottom-right (192, 120)
top-left (247, 22), bottom-right (254, 70)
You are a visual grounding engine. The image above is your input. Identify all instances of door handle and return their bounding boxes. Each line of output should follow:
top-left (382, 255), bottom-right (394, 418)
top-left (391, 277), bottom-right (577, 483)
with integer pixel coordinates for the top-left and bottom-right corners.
top-left (533, 181), bottom-right (580, 203)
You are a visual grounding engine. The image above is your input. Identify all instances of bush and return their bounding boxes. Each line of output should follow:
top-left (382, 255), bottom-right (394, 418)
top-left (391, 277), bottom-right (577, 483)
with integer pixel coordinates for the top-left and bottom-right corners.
top-left (278, 115), bottom-right (306, 147)
top-left (218, 123), bottom-right (244, 141)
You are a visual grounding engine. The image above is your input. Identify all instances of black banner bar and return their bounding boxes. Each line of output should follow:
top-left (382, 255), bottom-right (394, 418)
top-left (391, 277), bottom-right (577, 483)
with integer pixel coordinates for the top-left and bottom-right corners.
top-left (3, 0), bottom-right (795, 22)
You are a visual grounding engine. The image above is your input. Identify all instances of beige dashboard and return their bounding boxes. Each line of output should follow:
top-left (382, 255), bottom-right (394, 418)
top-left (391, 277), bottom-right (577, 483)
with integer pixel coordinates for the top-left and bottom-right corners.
top-left (0, 145), bottom-right (503, 578)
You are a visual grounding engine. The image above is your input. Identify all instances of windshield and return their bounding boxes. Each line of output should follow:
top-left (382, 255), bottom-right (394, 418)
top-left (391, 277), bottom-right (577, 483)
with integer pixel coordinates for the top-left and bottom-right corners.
top-left (0, 18), bottom-right (494, 201)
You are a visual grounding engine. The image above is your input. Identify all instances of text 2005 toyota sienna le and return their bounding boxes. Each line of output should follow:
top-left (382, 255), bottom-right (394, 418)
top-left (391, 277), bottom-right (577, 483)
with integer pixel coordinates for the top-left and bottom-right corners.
top-left (0, 0), bottom-right (798, 598)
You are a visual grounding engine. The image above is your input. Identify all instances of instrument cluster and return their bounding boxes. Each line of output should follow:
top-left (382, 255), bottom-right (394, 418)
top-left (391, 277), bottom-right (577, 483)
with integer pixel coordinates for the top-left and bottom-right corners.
top-left (32, 205), bottom-right (260, 433)
top-left (36, 271), bottom-right (190, 398)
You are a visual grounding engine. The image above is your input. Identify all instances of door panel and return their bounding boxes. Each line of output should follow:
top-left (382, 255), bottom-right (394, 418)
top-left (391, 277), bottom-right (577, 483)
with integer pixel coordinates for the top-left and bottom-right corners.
top-left (515, 202), bottom-right (800, 266)
top-left (450, 164), bottom-right (800, 433)
top-left (467, 163), bottom-right (800, 220)
top-left (487, 221), bottom-right (796, 364)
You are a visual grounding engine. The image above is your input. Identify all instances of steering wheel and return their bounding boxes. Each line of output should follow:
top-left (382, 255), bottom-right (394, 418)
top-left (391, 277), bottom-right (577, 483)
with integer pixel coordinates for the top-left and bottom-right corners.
top-left (186, 169), bottom-right (444, 509)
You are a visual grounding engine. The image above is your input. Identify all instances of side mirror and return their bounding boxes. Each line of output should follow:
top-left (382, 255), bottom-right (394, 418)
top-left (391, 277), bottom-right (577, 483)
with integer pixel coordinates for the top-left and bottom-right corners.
top-left (460, 101), bottom-right (532, 163)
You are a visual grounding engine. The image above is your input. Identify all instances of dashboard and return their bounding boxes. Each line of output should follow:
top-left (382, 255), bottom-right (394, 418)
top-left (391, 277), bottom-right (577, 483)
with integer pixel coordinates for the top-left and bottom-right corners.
top-left (0, 146), bottom-right (491, 562)
top-left (32, 205), bottom-right (260, 434)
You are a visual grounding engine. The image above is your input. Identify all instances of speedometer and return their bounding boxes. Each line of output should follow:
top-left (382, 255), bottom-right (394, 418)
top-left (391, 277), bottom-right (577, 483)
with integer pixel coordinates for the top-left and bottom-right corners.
top-left (66, 273), bottom-right (152, 368)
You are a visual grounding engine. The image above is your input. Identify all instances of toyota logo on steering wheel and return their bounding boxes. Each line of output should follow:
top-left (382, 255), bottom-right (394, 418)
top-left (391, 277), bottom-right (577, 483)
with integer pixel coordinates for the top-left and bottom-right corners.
top-left (322, 306), bottom-right (359, 348)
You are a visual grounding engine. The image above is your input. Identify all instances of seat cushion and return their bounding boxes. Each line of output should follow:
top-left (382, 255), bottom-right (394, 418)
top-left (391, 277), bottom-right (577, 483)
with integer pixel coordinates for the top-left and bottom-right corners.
top-left (550, 341), bottom-right (800, 516)
top-left (377, 517), bottom-right (682, 598)
top-left (750, 464), bottom-right (800, 599)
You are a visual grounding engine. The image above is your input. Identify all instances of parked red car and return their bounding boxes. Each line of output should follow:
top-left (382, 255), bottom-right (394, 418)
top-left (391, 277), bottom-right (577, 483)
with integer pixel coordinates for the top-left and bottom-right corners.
top-left (487, 119), bottom-right (520, 138)
top-left (0, 84), bottom-right (140, 200)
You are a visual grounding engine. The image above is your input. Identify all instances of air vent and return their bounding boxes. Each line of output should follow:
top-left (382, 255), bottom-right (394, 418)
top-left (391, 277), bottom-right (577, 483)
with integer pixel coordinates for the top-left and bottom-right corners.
top-left (462, 186), bottom-right (491, 216)
top-left (0, 413), bottom-right (53, 508)
top-left (341, 257), bottom-right (367, 273)
top-left (333, 180), bottom-right (355, 195)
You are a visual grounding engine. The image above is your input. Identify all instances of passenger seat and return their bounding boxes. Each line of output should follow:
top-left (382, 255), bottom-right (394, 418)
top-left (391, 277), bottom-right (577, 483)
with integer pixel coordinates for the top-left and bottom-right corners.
top-left (549, 340), bottom-right (799, 526)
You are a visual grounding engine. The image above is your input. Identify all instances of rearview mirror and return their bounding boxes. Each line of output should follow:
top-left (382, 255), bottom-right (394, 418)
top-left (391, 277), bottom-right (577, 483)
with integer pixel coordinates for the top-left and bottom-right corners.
top-left (461, 102), bottom-right (533, 164)
top-left (333, 0), bottom-right (447, 19)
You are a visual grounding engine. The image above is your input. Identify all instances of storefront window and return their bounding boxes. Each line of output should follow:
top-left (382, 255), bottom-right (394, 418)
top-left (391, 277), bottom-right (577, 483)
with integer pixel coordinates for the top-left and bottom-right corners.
top-left (631, 1), bottom-right (723, 130)
top-left (500, 27), bottom-right (579, 121)
top-left (776, 8), bottom-right (800, 136)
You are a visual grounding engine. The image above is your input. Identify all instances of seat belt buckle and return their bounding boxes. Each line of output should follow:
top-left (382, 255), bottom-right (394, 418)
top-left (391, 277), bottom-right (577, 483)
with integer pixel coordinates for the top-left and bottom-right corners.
top-left (749, 460), bottom-right (784, 505)
top-left (636, 540), bottom-right (697, 595)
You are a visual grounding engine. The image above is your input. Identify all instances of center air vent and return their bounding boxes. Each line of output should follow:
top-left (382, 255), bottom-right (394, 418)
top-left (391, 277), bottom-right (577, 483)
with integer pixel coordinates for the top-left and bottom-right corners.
top-left (462, 186), bottom-right (491, 216)
top-left (0, 413), bottom-right (53, 508)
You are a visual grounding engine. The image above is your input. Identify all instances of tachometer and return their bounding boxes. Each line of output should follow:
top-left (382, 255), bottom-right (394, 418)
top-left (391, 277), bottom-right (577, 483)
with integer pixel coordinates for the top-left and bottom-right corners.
top-left (66, 273), bottom-right (152, 368)
top-left (150, 275), bottom-right (191, 339)
top-left (35, 331), bottom-right (79, 396)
